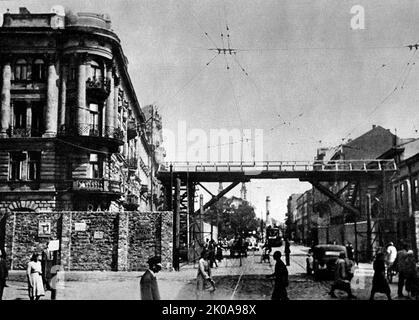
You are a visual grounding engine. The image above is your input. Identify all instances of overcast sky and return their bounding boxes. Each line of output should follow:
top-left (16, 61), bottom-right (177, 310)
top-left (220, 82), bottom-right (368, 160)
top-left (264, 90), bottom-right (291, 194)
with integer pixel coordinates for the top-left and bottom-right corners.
top-left (1, 0), bottom-right (419, 222)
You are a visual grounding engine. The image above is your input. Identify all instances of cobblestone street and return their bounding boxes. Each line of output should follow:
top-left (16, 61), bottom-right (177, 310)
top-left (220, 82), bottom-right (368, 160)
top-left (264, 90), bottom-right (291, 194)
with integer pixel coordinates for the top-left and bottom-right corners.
top-left (2, 244), bottom-right (413, 300)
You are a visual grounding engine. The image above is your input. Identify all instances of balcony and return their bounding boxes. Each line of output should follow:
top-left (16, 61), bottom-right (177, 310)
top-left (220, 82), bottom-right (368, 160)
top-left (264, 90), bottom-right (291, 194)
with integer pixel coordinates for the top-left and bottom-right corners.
top-left (58, 124), bottom-right (124, 144)
top-left (127, 120), bottom-right (138, 140)
top-left (7, 127), bottom-right (43, 138)
top-left (86, 77), bottom-right (111, 100)
top-left (72, 178), bottom-right (121, 194)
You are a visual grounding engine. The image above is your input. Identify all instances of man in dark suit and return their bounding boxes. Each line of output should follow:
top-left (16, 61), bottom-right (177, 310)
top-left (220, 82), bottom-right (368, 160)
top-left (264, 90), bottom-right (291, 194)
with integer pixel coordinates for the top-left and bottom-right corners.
top-left (0, 248), bottom-right (8, 300)
top-left (267, 251), bottom-right (289, 300)
top-left (140, 256), bottom-right (162, 300)
top-left (284, 239), bottom-right (291, 266)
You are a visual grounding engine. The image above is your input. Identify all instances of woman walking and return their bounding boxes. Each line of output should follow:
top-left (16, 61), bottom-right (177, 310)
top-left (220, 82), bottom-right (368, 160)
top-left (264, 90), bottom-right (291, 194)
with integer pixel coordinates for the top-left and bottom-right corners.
top-left (27, 252), bottom-right (45, 300)
top-left (370, 251), bottom-right (392, 300)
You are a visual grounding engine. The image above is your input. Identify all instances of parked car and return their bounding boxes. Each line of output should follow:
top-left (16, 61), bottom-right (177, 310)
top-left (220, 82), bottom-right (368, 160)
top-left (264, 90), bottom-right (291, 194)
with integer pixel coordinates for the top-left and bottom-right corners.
top-left (312, 244), bottom-right (347, 280)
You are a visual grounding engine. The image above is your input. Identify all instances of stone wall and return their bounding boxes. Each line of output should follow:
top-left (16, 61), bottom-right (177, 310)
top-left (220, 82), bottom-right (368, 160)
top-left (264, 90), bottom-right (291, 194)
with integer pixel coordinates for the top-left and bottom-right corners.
top-left (2, 210), bottom-right (173, 271)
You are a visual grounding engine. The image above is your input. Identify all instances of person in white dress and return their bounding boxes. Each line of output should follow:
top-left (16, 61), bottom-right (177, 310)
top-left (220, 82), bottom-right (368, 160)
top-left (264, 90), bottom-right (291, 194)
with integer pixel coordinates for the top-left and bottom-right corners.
top-left (27, 253), bottom-right (45, 300)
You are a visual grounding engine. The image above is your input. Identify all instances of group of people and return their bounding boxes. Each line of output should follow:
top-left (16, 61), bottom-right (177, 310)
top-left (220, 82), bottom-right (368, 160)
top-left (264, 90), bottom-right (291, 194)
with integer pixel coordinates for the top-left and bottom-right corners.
top-left (369, 242), bottom-right (418, 300)
top-left (203, 239), bottom-right (223, 268)
top-left (327, 241), bottom-right (418, 300)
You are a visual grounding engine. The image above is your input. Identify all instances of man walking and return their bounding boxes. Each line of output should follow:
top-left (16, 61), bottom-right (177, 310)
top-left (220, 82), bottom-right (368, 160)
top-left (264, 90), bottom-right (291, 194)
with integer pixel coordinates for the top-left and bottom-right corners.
top-left (329, 252), bottom-right (356, 299)
top-left (0, 248), bottom-right (8, 300)
top-left (267, 251), bottom-right (289, 300)
top-left (140, 256), bottom-right (162, 300)
top-left (284, 239), bottom-right (291, 266)
top-left (396, 243), bottom-right (409, 298)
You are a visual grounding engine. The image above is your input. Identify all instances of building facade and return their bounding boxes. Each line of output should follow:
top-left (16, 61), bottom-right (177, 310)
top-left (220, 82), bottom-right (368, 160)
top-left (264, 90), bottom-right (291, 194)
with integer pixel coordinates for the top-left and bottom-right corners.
top-left (0, 8), bottom-right (164, 251)
top-left (288, 125), bottom-right (413, 260)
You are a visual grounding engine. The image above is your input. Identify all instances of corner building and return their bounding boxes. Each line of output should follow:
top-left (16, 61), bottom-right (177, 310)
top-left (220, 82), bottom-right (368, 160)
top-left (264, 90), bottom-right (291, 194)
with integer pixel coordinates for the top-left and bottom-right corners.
top-left (0, 8), bottom-right (162, 222)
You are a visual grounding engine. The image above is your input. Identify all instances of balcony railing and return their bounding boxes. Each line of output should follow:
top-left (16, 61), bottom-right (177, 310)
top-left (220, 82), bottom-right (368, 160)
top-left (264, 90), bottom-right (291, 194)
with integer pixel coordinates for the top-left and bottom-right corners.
top-left (58, 124), bottom-right (124, 142)
top-left (86, 76), bottom-right (111, 99)
top-left (7, 127), bottom-right (43, 138)
top-left (72, 178), bottom-right (121, 193)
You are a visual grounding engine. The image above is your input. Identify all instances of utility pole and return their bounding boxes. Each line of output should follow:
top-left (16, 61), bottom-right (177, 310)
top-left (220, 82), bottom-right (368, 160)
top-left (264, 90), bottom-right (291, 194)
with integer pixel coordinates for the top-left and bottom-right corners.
top-left (366, 193), bottom-right (372, 261)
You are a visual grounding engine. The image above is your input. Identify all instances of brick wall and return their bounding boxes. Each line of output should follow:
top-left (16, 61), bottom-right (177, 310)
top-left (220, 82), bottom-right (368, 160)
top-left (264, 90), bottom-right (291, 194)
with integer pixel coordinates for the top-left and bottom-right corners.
top-left (3, 210), bottom-right (173, 271)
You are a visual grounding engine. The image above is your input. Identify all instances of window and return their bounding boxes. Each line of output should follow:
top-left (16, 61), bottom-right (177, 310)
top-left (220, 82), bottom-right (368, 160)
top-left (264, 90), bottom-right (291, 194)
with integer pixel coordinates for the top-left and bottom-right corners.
top-left (69, 66), bottom-right (77, 81)
top-left (89, 153), bottom-right (102, 179)
top-left (394, 186), bottom-right (399, 208)
top-left (27, 152), bottom-right (41, 181)
top-left (13, 102), bottom-right (27, 129)
top-left (400, 183), bottom-right (405, 206)
top-left (32, 59), bottom-right (45, 81)
top-left (414, 179), bottom-right (419, 203)
top-left (66, 159), bottom-right (73, 180)
top-left (9, 152), bottom-right (26, 180)
top-left (89, 103), bottom-right (100, 135)
top-left (14, 59), bottom-right (31, 81)
top-left (89, 61), bottom-right (103, 81)
top-left (31, 102), bottom-right (44, 137)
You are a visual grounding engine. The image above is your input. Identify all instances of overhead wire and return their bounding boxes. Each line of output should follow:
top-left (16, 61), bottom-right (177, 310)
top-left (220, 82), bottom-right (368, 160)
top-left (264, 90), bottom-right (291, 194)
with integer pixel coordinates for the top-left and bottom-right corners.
top-left (339, 46), bottom-right (419, 145)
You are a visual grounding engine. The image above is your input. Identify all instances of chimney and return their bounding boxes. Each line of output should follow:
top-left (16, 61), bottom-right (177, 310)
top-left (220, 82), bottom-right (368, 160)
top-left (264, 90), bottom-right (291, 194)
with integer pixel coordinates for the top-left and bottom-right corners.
top-left (266, 196), bottom-right (271, 226)
top-left (19, 7), bottom-right (31, 15)
top-left (372, 125), bottom-right (376, 129)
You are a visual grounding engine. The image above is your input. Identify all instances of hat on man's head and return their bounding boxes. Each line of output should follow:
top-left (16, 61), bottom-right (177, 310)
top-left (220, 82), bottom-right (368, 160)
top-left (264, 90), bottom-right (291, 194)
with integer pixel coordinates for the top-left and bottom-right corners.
top-left (147, 256), bottom-right (162, 267)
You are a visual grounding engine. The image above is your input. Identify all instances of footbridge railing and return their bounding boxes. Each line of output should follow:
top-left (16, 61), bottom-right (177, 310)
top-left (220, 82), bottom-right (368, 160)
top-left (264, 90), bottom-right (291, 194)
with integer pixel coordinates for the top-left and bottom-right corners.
top-left (159, 159), bottom-right (397, 173)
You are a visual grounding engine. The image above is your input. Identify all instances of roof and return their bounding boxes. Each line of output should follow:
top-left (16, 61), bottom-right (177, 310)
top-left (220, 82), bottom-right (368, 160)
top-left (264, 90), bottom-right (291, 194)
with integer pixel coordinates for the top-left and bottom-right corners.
top-left (334, 125), bottom-right (397, 160)
top-left (398, 138), bottom-right (419, 162)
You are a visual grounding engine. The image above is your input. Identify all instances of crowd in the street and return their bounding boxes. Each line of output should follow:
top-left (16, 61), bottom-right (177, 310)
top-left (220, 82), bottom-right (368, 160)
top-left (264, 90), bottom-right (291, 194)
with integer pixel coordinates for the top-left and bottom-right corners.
top-left (1, 237), bottom-right (418, 300)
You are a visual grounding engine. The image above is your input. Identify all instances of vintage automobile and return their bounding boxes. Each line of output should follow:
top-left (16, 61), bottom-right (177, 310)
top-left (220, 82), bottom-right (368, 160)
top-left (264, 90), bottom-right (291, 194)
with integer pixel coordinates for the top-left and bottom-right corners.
top-left (312, 244), bottom-right (347, 280)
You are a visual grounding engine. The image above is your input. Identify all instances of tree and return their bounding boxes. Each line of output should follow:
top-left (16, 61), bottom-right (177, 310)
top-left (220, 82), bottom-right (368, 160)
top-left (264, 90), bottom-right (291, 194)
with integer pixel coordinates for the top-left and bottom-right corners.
top-left (204, 197), bottom-right (261, 239)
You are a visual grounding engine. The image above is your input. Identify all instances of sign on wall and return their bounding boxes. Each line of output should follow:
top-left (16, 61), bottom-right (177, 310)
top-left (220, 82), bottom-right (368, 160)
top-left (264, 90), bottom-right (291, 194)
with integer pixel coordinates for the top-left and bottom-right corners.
top-left (93, 231), bottom-right (104, 239)
top-left (74, 222), bottom-right (87, 232)
top-left (38, 221), bottom-right (51, 237)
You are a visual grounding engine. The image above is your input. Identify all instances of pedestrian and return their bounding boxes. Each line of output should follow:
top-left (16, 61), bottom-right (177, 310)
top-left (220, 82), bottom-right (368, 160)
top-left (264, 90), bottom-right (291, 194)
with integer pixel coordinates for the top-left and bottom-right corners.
top-left (140, 256), bottom-right (162, 300)
top-left (396, 243), bottom-right (409, 298)
top-left (370, 251), bottom-right (392, 300)
top-left (196, 249), bottom-right (215, 300)
top-left (306, 249), bottom-right (314, 275)
top-left (216, 243), bottom-right (223, 263)
top-left (27, 252), bottom-right (45, 300)
top-left (284, 239), bottom-right (291, 266)
top-left (329, 252), bottom-right (356, 299)
top-left (0, 248), bottom-right (8, 300)
top-left (262, 242), bottom-right (272, 264)
top-left (346, 242), bottom-right (354, 261)
top-left (208, 239), bottom-right (217, 268)
top-left (404, 250), bottom-right (418, 298)
top-left (385, 242), bottom-right (397, 274)
top-left (267, 251), bottom-right (289, 300)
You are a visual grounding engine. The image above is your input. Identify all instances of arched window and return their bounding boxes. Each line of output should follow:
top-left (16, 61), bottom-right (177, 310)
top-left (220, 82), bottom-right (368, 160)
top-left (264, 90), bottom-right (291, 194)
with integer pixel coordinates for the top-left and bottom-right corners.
top-left (32, 59), bottom-right (45, 81)
top-left (14, 59), bottom-right (31, 81)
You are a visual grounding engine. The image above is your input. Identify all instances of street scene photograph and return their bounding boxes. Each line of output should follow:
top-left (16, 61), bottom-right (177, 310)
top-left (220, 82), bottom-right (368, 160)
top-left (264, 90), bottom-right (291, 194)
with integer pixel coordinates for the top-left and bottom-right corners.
top-left (0, 0), bottom-right (419, 305)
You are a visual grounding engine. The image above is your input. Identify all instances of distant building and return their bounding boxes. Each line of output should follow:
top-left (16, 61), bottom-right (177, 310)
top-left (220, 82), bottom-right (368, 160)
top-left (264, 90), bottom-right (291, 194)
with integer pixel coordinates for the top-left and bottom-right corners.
top-left (286, 193), bottom-right (302, 240)
top-left (289, 125), bottom-right (412, 260)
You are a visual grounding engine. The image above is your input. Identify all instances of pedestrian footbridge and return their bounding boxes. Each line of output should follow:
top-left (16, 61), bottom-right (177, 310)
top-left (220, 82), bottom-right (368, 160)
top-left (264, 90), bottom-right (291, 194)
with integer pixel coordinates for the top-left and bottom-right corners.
top-left (157, 159), bottom-right (397, 182)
